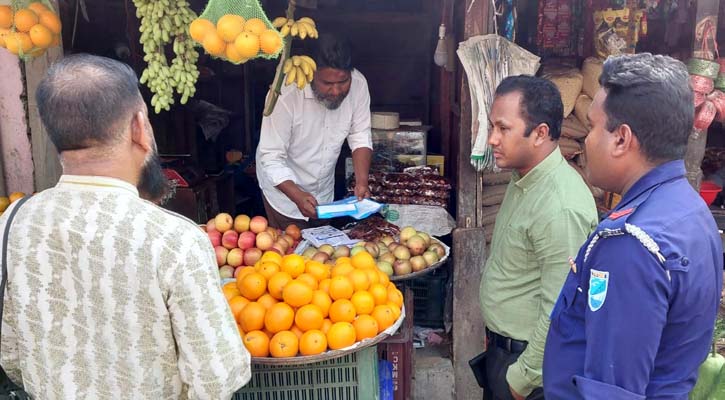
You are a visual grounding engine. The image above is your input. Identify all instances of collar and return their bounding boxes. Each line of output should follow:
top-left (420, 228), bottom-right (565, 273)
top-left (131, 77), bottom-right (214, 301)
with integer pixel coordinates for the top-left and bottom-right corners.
top-left (303, 84), bottom-right (315, 100)
top-left (512, 148), bottom-right (564, 191)
top-left (57, 175), bottom-right (139, 197)
top-left (616, 160), bottom-right (685, 210)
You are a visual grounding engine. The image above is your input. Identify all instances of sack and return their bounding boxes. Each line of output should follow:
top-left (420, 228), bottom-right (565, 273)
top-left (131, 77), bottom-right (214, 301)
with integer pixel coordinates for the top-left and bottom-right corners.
top-left (543, 68), bottom-right (583, 118)
top-left (581, 57), bottom-right (603, 98)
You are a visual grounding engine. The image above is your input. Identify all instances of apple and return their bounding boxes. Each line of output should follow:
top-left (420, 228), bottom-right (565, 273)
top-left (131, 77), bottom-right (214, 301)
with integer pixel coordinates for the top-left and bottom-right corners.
top-left (237, 231), bottom-right (256, 250)
top-left (206, 218), bottom-right (217, 232)
top-left (399, 226), bottom-right (418, 244)
top-left (215, 246), bottom-right (229, 266)
top-left (428, 243), bottom-right (446, 258)
top-left (423, 250), bottom-right (440, 266)
top-left (214, 213), bottom-right (234, 233)
top-left (271, 243), bottom-right (286, 255)
top-left (250, 216), bottom-right (268, 234)
top-left (302, 247), bottom-right (318, 259)
top-left (219, 265), bottom-right (235, 279)
top-left (227, 248), bottom-right (244, 267)
top-left (350, 246), bottom-right (366, 256)
top-left (234, 214), bottom-right (251, 232)
top-left (377, 261), bottom-right (394, 276)
top-left (285, 224), bottom-right (301, 240)
top-left (406, 235), bottom-right (426, 256)
top-left (380, 235), bottom-right (395, 246)
top-left (207, 230), bottom-right (222, 247)
top-left (410, 256), bottom-right (427, 272)
top-left (393, 245), bottom-right (411, 261)
top-left (256, 231), bottom-right (274, 251)
top-left (379, 253), bottom-right (396, 265)
top-left (364, 242), bottom-right (379, 258)
top-left (243, 248), bottom-right (263, 266)
top-left (318, 244), bottom-right (334, 257)
top-left (393, 260), bottom-right (412, 275)
top-left (333, 245), bottom-right (350, 259)
top-left (312, 252), bottom-right (330, 263)
top-left (418, 232), bottom-right (432, 248)
top-left (222, 230), bottom-right (239, 250)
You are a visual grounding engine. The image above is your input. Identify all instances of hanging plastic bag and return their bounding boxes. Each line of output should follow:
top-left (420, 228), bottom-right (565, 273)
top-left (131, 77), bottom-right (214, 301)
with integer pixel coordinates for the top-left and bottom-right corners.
top-left (189, 0), bottom-right (283, 64)
top-left (0, 0), bottom-right (62, 60)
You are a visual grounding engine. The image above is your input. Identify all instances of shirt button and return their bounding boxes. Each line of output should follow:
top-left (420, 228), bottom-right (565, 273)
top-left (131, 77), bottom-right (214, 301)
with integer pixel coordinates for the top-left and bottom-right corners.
top-left (680, 257), bottom-right (690, 266)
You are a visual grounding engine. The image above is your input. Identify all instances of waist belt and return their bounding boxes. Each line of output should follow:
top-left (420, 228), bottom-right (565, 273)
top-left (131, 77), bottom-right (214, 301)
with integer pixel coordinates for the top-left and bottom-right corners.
top-left (486, 328), bottom-right (528, 353)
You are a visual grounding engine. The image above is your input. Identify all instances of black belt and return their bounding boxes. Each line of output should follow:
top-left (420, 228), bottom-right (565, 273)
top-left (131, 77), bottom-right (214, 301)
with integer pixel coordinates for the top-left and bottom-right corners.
top-left (486, 328), bottom-right (528, 353)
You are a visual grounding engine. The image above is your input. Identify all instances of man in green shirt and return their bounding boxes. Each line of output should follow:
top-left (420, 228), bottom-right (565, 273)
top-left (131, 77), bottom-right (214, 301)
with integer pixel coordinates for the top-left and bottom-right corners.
top-left (478, 76), bottom-right (598, 400)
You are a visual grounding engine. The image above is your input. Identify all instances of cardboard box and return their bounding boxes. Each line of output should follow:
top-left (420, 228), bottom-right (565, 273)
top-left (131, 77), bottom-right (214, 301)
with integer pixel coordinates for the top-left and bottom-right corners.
top-left (427, 155), bottom-right (445, 176)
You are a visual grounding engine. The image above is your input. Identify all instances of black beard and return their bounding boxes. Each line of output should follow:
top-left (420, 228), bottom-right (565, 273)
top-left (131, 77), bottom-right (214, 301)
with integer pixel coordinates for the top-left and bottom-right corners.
top-left (138, 151), bottom-right (172, 204)
top-left (312, 84), bottom-right (348, 110)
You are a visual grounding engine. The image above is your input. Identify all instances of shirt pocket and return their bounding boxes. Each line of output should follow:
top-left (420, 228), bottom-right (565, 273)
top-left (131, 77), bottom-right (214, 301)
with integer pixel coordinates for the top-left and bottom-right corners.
top-left (497, 226), bottom-right (534, 270)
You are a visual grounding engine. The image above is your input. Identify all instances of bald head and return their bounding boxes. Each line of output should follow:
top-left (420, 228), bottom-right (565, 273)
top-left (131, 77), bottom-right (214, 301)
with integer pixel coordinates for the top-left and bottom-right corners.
top-left (36, 54), bottom-right (143, 152)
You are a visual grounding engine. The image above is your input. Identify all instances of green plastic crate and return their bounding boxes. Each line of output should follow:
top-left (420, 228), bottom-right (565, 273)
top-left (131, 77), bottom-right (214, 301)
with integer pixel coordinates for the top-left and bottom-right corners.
top-left (234, 346), bottom-right (380, 400)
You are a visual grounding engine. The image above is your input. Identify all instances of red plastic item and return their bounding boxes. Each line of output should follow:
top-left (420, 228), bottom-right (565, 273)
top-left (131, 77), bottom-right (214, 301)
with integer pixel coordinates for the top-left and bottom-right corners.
top-left (378, 287), bottom-right (414, 400)
top-left (700, 181), bottom-right (722, 206)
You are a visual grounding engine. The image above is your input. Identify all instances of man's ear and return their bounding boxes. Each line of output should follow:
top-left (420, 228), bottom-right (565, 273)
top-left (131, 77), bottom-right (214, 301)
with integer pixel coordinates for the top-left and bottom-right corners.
top-left (130, 111), bottom-right (152, 153)
top-left (533, 123), bottom-right (550, 146)
top-left (612, 123), bottom-right (636, 158)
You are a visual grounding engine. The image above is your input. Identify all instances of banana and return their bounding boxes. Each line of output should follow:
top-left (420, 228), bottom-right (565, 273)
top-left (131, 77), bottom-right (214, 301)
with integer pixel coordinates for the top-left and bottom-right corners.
top-left (291, 22), bottom-right (299, 37)
top-left (272, 17), bottom-right (287, 28)
top-left (280, 24), bottom-right (290, 37)
top-left (300, 62), bottom-right (311, 77)
top-left (283, 59), bottom-right (294, 74)
top-left (298, 23), bottom-right (308, 39)
top-left (298, 17), bottom-right (316, 27)
top-left (299, 55), bottom-right (317, 71)
top-left (296, 67), bottom-right (307, 89)
top-left (285, 67), bottom-right (297, 86)
top-left (305, 69), bottom-right (314, 83)
top-left (292, 56), bottom-right (302, 67)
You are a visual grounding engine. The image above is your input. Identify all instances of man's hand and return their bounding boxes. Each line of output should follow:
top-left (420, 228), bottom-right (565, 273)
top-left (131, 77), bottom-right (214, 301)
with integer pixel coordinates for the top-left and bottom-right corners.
top-left (292, 191), bottom-right (318, 219)
top-left (354, 182), bottom-right (371, 200)
top-left (509, 386), bottom-right (525, 400)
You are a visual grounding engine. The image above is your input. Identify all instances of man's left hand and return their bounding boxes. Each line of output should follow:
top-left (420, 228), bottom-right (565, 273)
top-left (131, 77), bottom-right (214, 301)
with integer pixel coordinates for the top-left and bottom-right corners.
top-left (354, 183), bottom-right (371, 200)
top-left (509, 386), bottom-right (525, 400)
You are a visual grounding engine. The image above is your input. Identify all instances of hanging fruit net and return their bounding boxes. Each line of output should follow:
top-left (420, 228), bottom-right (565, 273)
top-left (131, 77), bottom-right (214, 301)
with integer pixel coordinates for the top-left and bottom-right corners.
top-left (0, 0), bottom-right (62, 61)
top-left (189, 0), bottom-right (283, 64)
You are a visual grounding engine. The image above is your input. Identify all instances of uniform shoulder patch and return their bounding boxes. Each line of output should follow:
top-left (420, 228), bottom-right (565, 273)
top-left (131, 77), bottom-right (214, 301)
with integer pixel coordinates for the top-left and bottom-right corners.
top-left (609, 208), bottom-right (634, 220)
top-left (588, 269), bottom-right (609, 312)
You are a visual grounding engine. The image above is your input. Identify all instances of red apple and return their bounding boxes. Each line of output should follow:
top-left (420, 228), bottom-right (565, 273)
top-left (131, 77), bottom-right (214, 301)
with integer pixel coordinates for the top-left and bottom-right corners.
top-left (237, 231), bottom-right (256, 250)
top-left (256, 231), bottom-right (274, 251)
top-left (234, 214), bottom-right (251, 233)
top-left (271, 243), bottom-right (286, 255)
top-left (250, 216), bottom-right (268, 234)
top-left (214, 246), bottom-right (229, 266)
top-left (214, 213), bottom-right (234, 233)
top-left (222, 230), bottom-right (239, 250)
top-left (207, 230), bottom-right (222, 247)
top-left (206, 219), bottom-right (217, 232)
top-left (285, 224), bottom-right (301, 240)
top-left (227, 248), bottom-right (244, 267)
top-left (243, 248), bottom-right (263, 266)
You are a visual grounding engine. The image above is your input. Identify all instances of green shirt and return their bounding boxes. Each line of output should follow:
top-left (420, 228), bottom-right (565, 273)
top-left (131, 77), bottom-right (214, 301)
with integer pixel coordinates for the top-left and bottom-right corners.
top-left (479, 149), bottom-right (597, 396)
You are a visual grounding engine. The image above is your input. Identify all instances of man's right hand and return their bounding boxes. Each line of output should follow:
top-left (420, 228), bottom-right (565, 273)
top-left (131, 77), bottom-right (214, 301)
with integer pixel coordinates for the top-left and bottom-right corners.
top-left (293, 191), bottom-right (318, 219)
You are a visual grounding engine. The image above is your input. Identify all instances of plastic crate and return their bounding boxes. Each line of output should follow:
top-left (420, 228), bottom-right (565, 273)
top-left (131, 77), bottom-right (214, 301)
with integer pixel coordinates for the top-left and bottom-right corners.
top-left (378, 287), bottom-right (414, 400)
top-left (395, 267), bottom-right (448, 328)
top-left (234, 346), bottom-right (379, 400)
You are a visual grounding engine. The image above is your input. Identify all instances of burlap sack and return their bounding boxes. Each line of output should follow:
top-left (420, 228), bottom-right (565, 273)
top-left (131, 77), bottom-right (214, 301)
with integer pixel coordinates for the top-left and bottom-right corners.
top-left (543, 69), bottom-right (584, 118)
top-left (562, 115), bottom-right (589, 139)
top-left (569, 161), bottom-right (605, 200)
top-left (481, 184), bottom-right (507, 206)
top-left (482, 171), bottom-right (513, 186)
top-left (559, 137), bottom-right (583, 159)
top-left (481, 205), bottom-right (501, 226)
top-left (574, 94), bottom-right (593, 129)
top-left (581, 57), bottom-right (603, 98)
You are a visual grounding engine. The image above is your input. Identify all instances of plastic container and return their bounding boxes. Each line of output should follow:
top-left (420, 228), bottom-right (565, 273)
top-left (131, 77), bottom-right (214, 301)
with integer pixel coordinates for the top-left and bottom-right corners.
top-left (700, 181), bottom-right (723, 206)
top-left (234, 346), bottom-right (380, 399)
top-left (395, 268), bottom-right (448, 328)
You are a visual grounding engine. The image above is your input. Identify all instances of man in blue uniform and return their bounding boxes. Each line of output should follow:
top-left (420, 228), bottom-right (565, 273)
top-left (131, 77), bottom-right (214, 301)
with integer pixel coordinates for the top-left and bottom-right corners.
top-left (543, 53), bottom-right (723, 399)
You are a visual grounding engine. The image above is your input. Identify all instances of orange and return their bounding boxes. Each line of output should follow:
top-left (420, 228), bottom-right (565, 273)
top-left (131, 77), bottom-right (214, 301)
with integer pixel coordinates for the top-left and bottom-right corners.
top-left (282, 280), bottom-right (313, 307)
top-left (327, 322), bottom-right (356, 350)
top-left (238, 272), bottom-right (266, 300)
top-left (237, 323), bottom-right (244, 336)
top-left (311, 290), bottom-right (332, 318)
top-left (331, 263), bottom-right (354, 278)
top-left (387, 288), bottom-right (404, 308)
top-left (351, 252), bottom-right (376, 270)
top-left (38, 11), bottom-right (61, 35)
top-left (290, 324), bottom-right (304, 339)
top-left (329, 276), bottom-right (354, 301)
top-left (365, 269), bottom-right (380, 286)
top-left (335, 256), bottom-right (351, 265)
top-left (296, 273), bottom-right (318, 290)
top-left (265, 302), bottom-right (295, 333)
top-left (329, 299), bottom-right (356, 323)
top-left (388, 302), bottom-right (401, 320)
top-left (243, 330), bottom-right (270, 357)
top-left (228, 296), bottom-right (250, 319)
top-left (267, 271), bottom-right (293, 300)
top-left (27, 3), bottom-right (48, 15)
top-left (378, 271), bottom-right (391, 286)
top-left (353, 315), bottom-right (379, 341)
top-left (369, 283), bottom-right (389, 306)
top-left (371, 305), bottom-right (397, 332)
top-left (235, 266), bottom-right (255, 286)
top-left (348, 269), bottom-right (370, 292)
top-left (321, 318), bottom-right (333, 334)
top-left (29, 23), bottom-right (52, 48)
top-left (216, 14), bottom-right (245, 43)
top-left (14, 9), bottom-right (38, 33)
top-left (259, 29), bottom-right (282, 55)
top-left (4, 32), bottom-right (32, 55)
top-left (270, 331), bottom-right (299, 357)
top-left (0, 197), bottom-right (8, 212)
top-left (202, 31), bottom-right (226, 57)
top-left (244, 18), bottom-right (266, 35)
top-left (225, 45), bottom-right (247, 63)
top-left (257, 293), bottom-right (278, 309)
top-left (8, 192), bottom-right (25, 203)
top-left (238, 301), bottom-right (266, 332)
top-left (256, 261), bottom-right (280, 280)
top-left (233, 32), bottom-right (259, 58)
top-left (189, 18), bottom-right (215, 43)
top-left (0, 6), bottom-right (12, 29)
top-left (350, 291), bottom-right (375, 315)
top-left (295, 304), bottom-right (324, 332)
top-left (281, 254), bottom-right (305, 278)
top-left (318, 278), bottom-right (332, 294)
top-left (299, 330), bottom-right (327, 356)
top-left (222, 282), bottom-right (241, 301)
top-left (305, 260), bottom-right (330, 281)
top-left (261, 251), bottom-right (283, 265)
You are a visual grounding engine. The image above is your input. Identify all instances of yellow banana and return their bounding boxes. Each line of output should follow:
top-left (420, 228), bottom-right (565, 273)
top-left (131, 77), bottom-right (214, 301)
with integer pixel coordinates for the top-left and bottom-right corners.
top-left (298, 17), bottom-right (316, 27)
top-left (291, 22), bottom-right (299, 37)
top-left (285, 67), bottom-right (297, 86)
top-left (306, 69), bottom-right (314, 83)
top-left (292, 56), bottom-right (302, 67)
top-left (280, 24), bottom-right (290, 37)
top-left (283, 59), bottom-right (294, 74)
top-left (272, 17), bottom-right (287, 28)
top-left (301, 62), bottom-right (311, 76)
top-left (296, 67), bottom-right (307, 89)
top-left (300, 55), bottom-right (317, 71)
top-left (298, 23), bottom-right (308, 39)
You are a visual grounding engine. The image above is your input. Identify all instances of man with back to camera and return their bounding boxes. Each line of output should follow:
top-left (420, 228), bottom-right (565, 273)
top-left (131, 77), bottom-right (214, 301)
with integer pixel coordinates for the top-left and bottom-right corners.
top-left (543, 53), bottom-right (723, 399)
top-left (477, 75), bottom-right (598, 400)
top-left (0, 54), bottom-right (251, 399)
top-left (256, 33), bottom-right (372, 229)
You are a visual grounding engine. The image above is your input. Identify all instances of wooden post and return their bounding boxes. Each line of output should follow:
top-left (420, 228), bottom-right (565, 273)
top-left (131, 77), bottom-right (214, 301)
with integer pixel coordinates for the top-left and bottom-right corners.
top-left (452, 0), bottom-right (495, 398)
top-left (686, 0), bottom-right (719, 190)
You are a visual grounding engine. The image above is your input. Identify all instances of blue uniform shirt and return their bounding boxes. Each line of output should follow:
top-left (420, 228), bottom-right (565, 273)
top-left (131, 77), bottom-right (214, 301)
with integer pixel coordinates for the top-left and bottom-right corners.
top-left (543, 160), bottom-right (723, 399)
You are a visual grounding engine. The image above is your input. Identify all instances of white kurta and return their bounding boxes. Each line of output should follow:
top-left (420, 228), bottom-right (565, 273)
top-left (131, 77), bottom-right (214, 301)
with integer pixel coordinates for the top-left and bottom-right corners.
top-left (0, 175), bottom-right (250, 399)
top-left (256, 69), bottom-right (373, 220)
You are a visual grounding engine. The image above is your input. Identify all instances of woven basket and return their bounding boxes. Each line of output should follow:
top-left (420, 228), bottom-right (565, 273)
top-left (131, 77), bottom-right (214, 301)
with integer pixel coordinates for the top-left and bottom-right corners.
top-left (543, 69), bottom-right (583, 118)
top-left (688, 58), bottom-right (720, 80)
top-left (581, 57), bottom-right (603, 98)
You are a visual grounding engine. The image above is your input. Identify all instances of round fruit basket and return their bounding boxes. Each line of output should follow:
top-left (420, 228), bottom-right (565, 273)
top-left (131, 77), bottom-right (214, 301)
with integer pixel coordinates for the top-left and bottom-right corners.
top-left (250, 304), bottom-right (406, 365)
top-left (389, 238), bottom-right (450, 282)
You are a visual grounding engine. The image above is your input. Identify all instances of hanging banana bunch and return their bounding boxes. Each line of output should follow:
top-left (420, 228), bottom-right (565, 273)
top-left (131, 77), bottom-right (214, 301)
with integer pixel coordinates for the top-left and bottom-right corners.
top-left (283, 55), bottom-right (317, 89)
top-left (271, 16), bottom-right (319, 39)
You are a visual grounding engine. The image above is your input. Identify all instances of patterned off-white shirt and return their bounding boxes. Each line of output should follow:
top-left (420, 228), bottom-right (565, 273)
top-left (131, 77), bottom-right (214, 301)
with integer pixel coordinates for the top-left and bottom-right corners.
top-left (0, 175), bottom-right (251, 399)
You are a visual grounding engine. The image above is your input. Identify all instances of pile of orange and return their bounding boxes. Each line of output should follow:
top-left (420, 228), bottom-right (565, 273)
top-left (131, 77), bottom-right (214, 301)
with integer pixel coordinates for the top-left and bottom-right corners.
top-left (189, 15), bottom-right (282, 64)
top-left (223, 250), bottom-right (404, 358)
top-left (0, 3), bottom-right (62, 57)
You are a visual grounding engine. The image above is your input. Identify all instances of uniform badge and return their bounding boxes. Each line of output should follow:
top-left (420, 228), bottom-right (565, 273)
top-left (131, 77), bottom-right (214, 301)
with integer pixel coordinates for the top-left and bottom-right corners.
top-left (588, 269), bottom-right (609, 312)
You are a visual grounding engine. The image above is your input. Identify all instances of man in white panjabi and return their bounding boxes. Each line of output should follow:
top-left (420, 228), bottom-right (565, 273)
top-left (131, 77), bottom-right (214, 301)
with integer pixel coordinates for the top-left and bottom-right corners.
top-left (0, 54), bottom-right (251, 399)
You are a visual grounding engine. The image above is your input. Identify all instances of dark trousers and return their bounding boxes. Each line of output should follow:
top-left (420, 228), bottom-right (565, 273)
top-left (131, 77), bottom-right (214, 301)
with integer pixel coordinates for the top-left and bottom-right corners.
top-left (477, 330), bottom-right (545, 400)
